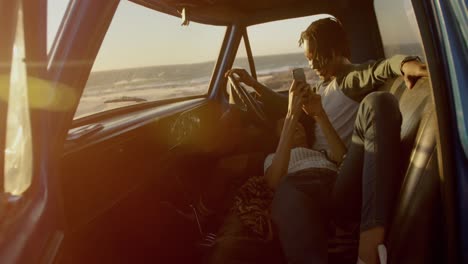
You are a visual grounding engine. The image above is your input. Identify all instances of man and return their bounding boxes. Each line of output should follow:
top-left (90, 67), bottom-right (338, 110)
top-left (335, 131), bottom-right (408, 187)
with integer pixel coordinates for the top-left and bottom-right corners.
top-left (227, 17), bottom-right (428, 264)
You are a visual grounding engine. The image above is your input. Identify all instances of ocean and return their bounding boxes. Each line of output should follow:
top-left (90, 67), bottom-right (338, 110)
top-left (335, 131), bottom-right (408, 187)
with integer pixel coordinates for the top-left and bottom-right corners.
top-left (84, 52), bottom-right (309, 95)
top-left (76, 52), bottom-right (311, 117)
top-left (76, 44), bottom-right (424, 118)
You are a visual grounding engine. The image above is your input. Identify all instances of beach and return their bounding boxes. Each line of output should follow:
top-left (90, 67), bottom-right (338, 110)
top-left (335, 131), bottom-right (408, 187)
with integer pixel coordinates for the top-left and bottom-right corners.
top-left (75, 52), bottom-right (319, 118)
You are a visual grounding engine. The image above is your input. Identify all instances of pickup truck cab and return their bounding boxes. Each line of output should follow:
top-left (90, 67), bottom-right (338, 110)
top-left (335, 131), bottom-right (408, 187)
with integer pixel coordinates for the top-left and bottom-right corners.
top-left (0, 0), bottom-right (466, 263)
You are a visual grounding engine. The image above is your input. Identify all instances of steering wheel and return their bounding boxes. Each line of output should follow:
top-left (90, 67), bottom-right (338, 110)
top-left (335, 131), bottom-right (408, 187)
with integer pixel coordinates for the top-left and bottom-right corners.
top-left (227, 74), bottom-right (268, 126)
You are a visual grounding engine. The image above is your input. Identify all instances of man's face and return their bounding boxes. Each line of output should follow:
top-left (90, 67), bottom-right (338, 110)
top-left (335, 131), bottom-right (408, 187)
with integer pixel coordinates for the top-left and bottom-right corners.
top-left (303, 39), bottom-right (335, 81)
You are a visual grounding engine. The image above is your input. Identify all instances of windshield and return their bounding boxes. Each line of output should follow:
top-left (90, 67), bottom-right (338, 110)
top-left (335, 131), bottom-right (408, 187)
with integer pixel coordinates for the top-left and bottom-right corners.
top-left (70, 1), bottom-right (225, 119)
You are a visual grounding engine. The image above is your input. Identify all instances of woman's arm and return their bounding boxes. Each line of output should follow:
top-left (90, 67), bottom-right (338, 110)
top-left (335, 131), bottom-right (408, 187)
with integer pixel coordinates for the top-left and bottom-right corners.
top-left (302, 92), bottom-right (347, 164)
top-left (264, 114), bottom-right (299, 189)
top-left (264, 81), bottom-right (307, 189)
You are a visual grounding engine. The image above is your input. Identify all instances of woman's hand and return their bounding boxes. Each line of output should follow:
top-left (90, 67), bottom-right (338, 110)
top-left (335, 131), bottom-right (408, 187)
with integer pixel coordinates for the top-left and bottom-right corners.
top-left (225, 68), bottom-right (257, 87)
top-left (287, 80), bottom-right (308, 119)
top-left (302, 90), bottom-right (325, 119)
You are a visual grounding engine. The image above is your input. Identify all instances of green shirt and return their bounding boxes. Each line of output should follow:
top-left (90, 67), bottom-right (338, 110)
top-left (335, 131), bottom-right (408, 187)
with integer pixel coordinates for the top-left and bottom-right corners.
top-left (332, 54), bottom-right (407, 102)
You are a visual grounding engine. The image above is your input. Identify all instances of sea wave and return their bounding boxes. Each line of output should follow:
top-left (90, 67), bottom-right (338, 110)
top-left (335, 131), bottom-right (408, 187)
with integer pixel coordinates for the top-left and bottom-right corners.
top-left (77, 52), bottom-right (311, 117)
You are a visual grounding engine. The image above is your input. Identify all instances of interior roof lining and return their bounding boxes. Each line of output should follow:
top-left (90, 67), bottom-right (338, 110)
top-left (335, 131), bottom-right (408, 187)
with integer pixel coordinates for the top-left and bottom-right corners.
top-left (127, 0), bottom-right (382, 62)
top-left (129, 0), bottom-right (342, 26)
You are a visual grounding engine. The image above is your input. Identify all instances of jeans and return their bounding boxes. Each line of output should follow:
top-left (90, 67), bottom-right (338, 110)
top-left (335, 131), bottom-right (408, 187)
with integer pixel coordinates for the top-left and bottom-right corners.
top-left (271, 92), bottom-right (403, 264)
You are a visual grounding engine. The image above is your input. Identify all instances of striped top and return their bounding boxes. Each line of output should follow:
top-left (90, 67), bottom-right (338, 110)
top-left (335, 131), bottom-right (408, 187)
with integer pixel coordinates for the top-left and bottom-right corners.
top-left (263, 147), bottom-right (338, 175)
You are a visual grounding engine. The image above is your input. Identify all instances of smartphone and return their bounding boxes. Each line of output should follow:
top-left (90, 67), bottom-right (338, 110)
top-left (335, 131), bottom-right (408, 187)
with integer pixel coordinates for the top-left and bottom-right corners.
top-left (292, 68), bottom-right (306, 83)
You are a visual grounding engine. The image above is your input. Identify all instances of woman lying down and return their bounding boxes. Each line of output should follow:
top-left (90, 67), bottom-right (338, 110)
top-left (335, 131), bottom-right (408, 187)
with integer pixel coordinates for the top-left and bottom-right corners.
top-left (208, 79), bottom-right (404, 264)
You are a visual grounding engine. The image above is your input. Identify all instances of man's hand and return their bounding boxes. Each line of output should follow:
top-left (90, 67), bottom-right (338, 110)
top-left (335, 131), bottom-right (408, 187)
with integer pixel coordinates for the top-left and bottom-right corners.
top-left (225, 68), bottom-right (257, 87)
top-left (401, 60), bottom-right (428, 89)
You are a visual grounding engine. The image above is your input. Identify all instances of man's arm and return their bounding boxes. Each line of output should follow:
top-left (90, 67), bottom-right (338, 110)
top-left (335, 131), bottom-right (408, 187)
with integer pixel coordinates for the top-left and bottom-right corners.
top-left (225, 68), bottom-right (290, 119)
top-left (338, 55), bottom-right (427, 102)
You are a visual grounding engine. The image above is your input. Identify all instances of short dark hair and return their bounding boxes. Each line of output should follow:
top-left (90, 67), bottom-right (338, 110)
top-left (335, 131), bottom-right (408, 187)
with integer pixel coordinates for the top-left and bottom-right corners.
top-left (298, 17), bottom-right (351, 60)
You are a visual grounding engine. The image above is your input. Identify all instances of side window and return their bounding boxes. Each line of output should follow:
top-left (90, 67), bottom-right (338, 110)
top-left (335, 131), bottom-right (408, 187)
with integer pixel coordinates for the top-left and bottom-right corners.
top-left (229, 37), bottom-right (257, 93)
top-left (374, 0), bottom-right (425, 60)
top-left (47, 0), bottom-right (70, 53)
top-left (233, 37), bottom-right (249, 69)
top-left (242, 15), bottom-right (331, 92)
top-left (74, 1), bottom-right (225, 119)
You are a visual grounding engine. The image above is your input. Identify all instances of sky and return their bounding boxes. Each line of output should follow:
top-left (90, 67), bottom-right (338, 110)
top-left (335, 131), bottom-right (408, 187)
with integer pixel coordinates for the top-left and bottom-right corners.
top-left (47, 0), bottom-right (421, 71)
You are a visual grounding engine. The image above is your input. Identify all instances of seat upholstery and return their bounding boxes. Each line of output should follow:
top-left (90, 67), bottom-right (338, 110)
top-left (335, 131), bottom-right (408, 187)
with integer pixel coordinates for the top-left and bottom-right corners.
top-left (377, 77), bottom-right (444, 263)
top-left (331, 77), bottom-right (441, 263)
top-left (377, 77), bottom-right (433, 171)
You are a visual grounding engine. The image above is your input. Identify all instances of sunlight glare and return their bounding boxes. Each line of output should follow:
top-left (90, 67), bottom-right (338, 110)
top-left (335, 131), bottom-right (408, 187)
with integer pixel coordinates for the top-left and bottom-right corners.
top-left (4, 1), bottom-right (33, 196)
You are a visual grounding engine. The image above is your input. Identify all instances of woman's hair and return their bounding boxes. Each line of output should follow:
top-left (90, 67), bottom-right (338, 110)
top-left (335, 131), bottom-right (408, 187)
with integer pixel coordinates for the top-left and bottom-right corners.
top-left (298, 17), bottom-right (351, 60)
